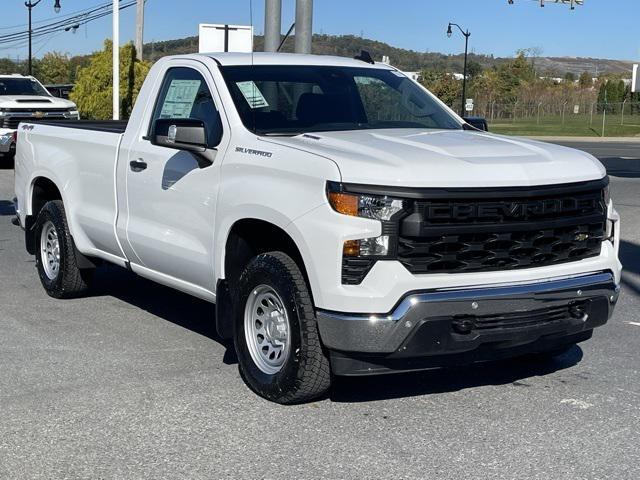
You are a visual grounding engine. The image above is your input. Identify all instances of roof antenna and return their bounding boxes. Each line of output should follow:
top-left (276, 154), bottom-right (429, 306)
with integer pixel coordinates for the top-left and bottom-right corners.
top-left (277, 22), bottom-right (295, 52)
top-left (354, 50), bottom-right (375, 64)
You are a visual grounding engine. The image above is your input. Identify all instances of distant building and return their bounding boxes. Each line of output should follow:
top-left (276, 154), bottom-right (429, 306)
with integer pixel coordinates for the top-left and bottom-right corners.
top-left (402, 71), bottom-right (421, 81)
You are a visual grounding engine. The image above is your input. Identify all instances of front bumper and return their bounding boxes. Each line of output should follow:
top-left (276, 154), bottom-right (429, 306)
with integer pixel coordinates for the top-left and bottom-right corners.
top-left (317, 272), bottom-right (619, 375)
top-left (0, 130), bottom-right (15, 154)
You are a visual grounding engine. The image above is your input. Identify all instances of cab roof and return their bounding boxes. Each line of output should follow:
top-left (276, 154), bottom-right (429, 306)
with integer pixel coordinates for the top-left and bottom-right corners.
top-left (198, 52), bottom-right (393, 69)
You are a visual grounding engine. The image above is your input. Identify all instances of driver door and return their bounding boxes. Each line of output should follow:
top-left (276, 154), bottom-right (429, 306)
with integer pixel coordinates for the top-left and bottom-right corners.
top-left (120, 64), bottom-right (225, 294)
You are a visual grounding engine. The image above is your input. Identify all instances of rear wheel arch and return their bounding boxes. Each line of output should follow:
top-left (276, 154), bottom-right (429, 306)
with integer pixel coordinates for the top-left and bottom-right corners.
top-left (26, 177), bottom-right (63, 255)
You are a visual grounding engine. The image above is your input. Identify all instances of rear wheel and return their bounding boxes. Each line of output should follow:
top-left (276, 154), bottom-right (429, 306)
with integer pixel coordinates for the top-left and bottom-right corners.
top-left (234, 251), bottom-right (331, 404)
top-left (34, 200), bottom-right (93, 298)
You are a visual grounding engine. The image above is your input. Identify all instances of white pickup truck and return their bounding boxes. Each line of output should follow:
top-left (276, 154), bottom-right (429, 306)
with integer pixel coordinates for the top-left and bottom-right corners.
top-left (0, 74), bottom-right (79, 163)
top-left (14, 53), bottom-right (621, 404)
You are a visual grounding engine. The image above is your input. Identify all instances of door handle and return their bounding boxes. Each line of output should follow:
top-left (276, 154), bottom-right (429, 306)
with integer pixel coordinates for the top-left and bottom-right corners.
top-left (129, 159), bottom-right (147, 172)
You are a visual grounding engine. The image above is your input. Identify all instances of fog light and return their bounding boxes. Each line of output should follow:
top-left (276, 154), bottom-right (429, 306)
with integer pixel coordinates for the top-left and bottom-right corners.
top-left (360, 236), bottom-right (390, 256)
top-left (343, 236), bottom-right (390, 257)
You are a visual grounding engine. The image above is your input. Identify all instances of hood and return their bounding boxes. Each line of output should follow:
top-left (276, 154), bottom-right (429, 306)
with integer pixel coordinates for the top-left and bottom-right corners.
top-left (0, 95), bottom-right (76, 110)
top-left (265, 129), bottom-right (606, 188)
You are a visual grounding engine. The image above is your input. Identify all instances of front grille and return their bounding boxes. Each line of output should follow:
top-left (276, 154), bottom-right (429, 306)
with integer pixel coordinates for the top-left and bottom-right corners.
top-left (2, 113), bottom-right (68, 129)
top-left (398, 181), bottom-right (607, 274)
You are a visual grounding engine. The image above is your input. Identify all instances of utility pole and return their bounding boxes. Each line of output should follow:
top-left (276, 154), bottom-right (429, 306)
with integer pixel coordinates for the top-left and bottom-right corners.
top-left (264, 0), bottom-right (282, 52)
top-left (294, 0), bottom-right (313, 54)
top-left (113, 0), bottom-right (120, 120)
top-left (135, 0), bottom-right (144, 60)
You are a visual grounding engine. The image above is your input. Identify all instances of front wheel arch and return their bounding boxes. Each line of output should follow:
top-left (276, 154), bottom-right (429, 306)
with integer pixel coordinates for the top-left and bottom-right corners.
top-left (216, 218), bottom-right (311, 340)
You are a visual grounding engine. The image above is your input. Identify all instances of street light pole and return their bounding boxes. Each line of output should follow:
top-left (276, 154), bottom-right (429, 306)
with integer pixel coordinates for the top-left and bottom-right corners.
top-left (25, 0), bottom-right (61, 76)
top-left (113, 0), bottom-right (120, 120)
top-left (447, 22), bottom-right (471, 117)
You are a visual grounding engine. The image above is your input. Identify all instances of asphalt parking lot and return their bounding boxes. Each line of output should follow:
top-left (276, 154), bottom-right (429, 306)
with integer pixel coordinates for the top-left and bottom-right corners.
top-left (0, 140), bottom-right (639, 479)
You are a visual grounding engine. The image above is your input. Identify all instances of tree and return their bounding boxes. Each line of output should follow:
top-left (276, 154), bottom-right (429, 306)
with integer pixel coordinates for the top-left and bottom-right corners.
top-left (564, 72), bottom-right (576, 82)
top-left (419, 71), bottom-right (461, 107)
top-left (511, 51), bottom-right (536, 82)
top-left (597, 81), bottom-right (607, 104)
top-left (70, 40), bottom-right (151, 120)
top-left (466, 60), bottom-right (483, 78)
top-left (39, 52), bottom-right (71, 84)
top-left (0, 58), bottom-right (18, 75)
top-left (579, 71), bottom-right (592, 88)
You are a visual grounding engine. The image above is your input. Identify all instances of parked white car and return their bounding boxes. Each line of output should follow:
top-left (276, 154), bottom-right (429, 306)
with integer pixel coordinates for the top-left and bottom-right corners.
top-left (0, 74), bottom-right (78, 161)
top-left (13, 53), bottom-right (621, 403)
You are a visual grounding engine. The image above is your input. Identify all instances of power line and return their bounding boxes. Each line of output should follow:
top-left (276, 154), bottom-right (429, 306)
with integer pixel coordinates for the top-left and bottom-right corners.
top-left (0, 1), bottom-right (138, 47)
top-left (0, 1), bottom-right (111, 31)
top-left (0, 2), bottom-right (137, 43)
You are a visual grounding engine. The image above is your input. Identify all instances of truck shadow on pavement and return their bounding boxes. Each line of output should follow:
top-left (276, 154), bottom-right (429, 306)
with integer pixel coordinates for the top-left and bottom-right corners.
top-left (0, 200), bottom-right (15, 216)
top-left (89, 264), bottom-right (592, 402)
top-left (330, 348), bottom-right (583, 402)
top-left (619, 239), bottom-right (640, 297)
top-left (90, 265), bottom-right (239, 365)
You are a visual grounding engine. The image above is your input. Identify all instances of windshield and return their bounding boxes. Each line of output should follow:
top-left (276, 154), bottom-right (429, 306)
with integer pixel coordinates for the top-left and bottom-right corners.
top-left (220, 65), bottom-right (461, 135)
top-left (0, 78), bottom-right (50, 96)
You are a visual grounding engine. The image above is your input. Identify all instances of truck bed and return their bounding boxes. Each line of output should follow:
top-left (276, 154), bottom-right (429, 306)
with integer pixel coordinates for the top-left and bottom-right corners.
top-left (30, 119), bottom-right (129, 134)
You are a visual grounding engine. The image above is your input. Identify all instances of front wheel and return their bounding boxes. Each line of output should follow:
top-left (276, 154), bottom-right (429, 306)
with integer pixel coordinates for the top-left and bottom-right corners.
top-left (234, 251), bottom-right (331, 404)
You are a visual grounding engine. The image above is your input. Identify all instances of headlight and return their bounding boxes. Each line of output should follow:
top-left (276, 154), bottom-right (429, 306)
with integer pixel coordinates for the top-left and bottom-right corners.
top-left (327, 183), bottom-right (403, 221)
top-left (327, 182), bottom-right (404, 259)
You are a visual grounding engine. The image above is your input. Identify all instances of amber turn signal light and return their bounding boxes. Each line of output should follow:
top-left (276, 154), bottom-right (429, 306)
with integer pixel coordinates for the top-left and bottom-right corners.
top-left (328, 191), bottom-right (358, 217)
top-left (343, 240), bottom-right (360, 257)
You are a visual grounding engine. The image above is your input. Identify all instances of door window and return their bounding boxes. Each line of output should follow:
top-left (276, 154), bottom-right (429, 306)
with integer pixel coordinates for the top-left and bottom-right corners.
top-left (149, 67), bottom-right (221, 146)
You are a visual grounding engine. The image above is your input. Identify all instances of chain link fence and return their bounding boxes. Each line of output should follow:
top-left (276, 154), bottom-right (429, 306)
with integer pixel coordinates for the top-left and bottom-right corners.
top-left (462, 101), bottom-right (640, 137)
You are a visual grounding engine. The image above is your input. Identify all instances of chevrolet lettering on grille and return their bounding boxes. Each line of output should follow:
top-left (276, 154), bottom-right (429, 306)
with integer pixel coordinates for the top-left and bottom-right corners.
top-left (427, 197), bottom-right (599, 221)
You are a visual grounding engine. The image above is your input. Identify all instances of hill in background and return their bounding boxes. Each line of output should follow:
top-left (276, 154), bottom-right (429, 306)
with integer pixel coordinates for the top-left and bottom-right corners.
top-left (142, 33), bottom-right (634, 77)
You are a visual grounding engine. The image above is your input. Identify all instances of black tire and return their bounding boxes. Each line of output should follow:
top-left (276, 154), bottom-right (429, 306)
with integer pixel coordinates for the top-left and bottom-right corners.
top-left (234, 251), bottom-right (331, 404)
top-left (34, 200), bottom-right (93, 299)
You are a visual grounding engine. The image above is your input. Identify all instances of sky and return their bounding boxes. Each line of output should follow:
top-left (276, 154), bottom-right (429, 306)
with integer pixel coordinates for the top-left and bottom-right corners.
top-left (0, 0), bottom-right (638, 61)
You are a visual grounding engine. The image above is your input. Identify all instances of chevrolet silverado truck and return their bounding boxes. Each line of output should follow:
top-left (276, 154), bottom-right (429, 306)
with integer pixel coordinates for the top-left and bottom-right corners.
top-left (14, 53), bottom-right (621, 404)
top-left (0, 74), bottom-right (79, 163)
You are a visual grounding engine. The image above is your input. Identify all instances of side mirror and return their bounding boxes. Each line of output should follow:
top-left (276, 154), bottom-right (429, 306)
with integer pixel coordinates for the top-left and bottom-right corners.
top-left (463, 116), bottom-right (489, 132)
top-left (151, 118), bottom-right (208, 152)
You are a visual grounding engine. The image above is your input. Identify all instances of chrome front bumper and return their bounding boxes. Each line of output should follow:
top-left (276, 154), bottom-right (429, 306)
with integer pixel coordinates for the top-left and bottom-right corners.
top-left (0, 131), bottom-right (14, 153)
top-left (317, 272), bottom-right (619, 355)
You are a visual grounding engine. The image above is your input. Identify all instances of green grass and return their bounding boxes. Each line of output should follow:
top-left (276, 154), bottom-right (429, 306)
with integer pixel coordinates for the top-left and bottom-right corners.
top-left (489, 114), bottom-right (640, 137)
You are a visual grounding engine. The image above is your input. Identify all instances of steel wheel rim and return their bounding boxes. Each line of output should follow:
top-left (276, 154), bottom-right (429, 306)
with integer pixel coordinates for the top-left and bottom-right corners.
top-left (40, 221), bottom-right (60, 281)
top-left (244, 285), bottom-right (291, 375)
